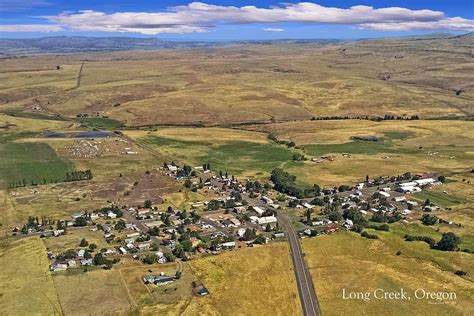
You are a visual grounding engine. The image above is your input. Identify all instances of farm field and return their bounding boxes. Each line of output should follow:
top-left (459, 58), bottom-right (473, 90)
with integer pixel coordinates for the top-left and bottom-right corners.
top-left (185, 242), bottom-right (302, 315)
top-left (0, 238), bottom-right (62, 315)
top-left (303, 231), bottom-right (474, 316)
top-left (127, 119), bottom-right (474, 187)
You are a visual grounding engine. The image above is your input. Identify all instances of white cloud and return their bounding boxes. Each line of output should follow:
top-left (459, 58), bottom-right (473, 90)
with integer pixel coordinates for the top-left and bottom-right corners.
top-left (2, 2), bottom-right (473, 34)
top-left (264, 28), bottom-right (284, 32)
top-left (0, 24), bottom-right (62, 32)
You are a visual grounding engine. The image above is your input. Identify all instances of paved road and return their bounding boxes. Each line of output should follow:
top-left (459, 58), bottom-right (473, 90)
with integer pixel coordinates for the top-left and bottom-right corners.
top-left (277, 210), bottom-right (321, 316)
top-left (244, 195), bottom-right (321, 316)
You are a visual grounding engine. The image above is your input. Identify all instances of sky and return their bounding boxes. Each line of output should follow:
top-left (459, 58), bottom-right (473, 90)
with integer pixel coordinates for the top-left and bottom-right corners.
top-left (0, 1), bottom-right (473, 40)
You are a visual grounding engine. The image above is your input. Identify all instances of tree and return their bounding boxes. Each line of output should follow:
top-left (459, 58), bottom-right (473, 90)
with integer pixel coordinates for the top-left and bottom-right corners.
top-left (93, 253), bottom-right (106, 265)
top-left (89, 243), bottom-right (97, 251)
top-left (438, 175), bottom-right (446, 183)
top-left (421, 214), bottom-right (438, 226)
top-left (305, 209), bottom-right (312, 223)
top-left (175, 271), bottom-right (182, 279)
top-left (242, 228), bottom-right (257, 241)
top-left (79, 238), bottom-right (89, 247)
top-left (74, 216), bottom-right (87, 227)
top-left (148, 227), bottom-right (160, 236)
top-left (114, 219), bottom-right (126, 230)
top-left (254, 235), bottom-right (266, 244)
top-left (207, 199), bottom-right (220, 211)
top-left (144, 200), bottom-right (152, 208)
top-left (265, 223), bottom-right (272, 232)
top-left (164, 252), bottom-right (175, 262)
top-left (436, 232), bottom-right (461, 251)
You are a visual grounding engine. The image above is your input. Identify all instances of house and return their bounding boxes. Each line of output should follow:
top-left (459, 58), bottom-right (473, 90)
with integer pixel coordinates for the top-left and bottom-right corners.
top-left (104, 249), bottom-right (117, 256)
top-left (167, 165), bottom-right (178, 172)
top-left (415, 178), bottom-right (436, 186)
top-left (90, 213), bottom-right (99, 220)
top-left (236, 228), bottom-right (246, 238)
top-left (255, 216), bottom-right (277, 225)
top-left (107, 211), bottom-right (117, 219)
top-left (252, 206), bottom-right (265, 216)
top-left (303, 202), bottom-right (314, 209)
top-left (399, 181), bottom-right (417, 187)
top-left (196, 286), bottom-right (209, 296)
top-left (401, 209), bottom-right (412, 215)
top-left (234, 206), bottom-right (247, 213)
top-left (80, 258), bottom-right (93, 266)
top-left (53, 229), bottom-right (64, 237)
top-left (71, 212), bottom-right (83, 219)
top-left (145, 221), bottom-right (163, 228)
top-left (67, 260), bottom-right (77, 267)
top-left (273, 232), bottom-right (285, 238)
top-left (229, 217), bottom-right (241, 227)
top-left (119, 247), bottom-right (128, 255)
top-left (406, 201), bottom-right (418, 207)
top-left (50, 263), bottom-right (68, 271)
top-left (378, 191), bottom-right (391, 198)
top-left (221, 241), bottom-right (236, 248)
top-left (261, 196), bottom-right (273, 204)
top-left (127, 232), bottom-right (140, 238)
top-left (154, 277), bottom-right (175, 285)
top-left (138, 243), bottom-right (151, 251)
top-left (393, 196), bottom-right (407, 202)
top-left (324, 226), bottom-right (338, 233)
top-left (343, 219), bottom-right (354, 229)
top-left (77, 249), bottom-right (86, 258)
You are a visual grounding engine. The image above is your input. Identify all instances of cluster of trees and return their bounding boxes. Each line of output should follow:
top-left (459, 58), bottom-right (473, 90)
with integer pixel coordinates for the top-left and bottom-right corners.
top-left (20, 216), bottom-right (40, 234)
top-left (65, 170), bottom-right (93, 182)
top-left (310, 114), bottom-right (420, 121)
top-left (421, 214), bottom-right (439, 226)
top-left (267, 133), bottom-right (296, 148)
top-left (9, 177), bottom-right (60, 188)
top-left (93, 253), bottom-right (120, 269)
top-left (270, 168), bottom-right (320, 198)
top-left (405, 232), bottom-right (461, 252)
top-left (177, 164), bottom-right (194, 178)
top-left (202, 163), bottom-right (211, 171)
top-left (97, 205), bottom-right (123, 218)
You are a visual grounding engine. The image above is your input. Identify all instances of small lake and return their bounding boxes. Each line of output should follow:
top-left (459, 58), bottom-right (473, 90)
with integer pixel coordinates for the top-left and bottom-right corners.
top-left (42, 131), bottom-right (115, 138)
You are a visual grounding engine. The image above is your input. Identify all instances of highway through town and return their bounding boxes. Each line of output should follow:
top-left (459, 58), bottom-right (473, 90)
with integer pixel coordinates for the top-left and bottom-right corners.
top-left (277, 210), bottom-right (321, 316)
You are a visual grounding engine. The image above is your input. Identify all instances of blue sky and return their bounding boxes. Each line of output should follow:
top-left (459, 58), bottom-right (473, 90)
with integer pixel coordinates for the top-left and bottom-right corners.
top-left (0, 1), bottom-right (473, 40)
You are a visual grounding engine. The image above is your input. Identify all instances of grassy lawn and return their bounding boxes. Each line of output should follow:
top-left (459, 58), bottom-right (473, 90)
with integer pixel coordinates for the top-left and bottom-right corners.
top-left (412, 190), bottom-right (462, 208)
top-left (303, 231), bottom-right (474, 316)
top-left (185, 243), bottom-right (302, 315)
top-left (0, 133), bottom-right (74, 188)
top-left (2, 110), bottom-right (68, 121)
top-left (0, 237), bottom-right (62, 315)
top-left (77, 117), bottom-right (125, 130)
top-left (137, 134), bottom-right (295, 179)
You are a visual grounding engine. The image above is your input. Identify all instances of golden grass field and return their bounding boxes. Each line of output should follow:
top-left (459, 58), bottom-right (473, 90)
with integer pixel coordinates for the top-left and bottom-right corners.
top-left (303, 231), bottom-right (474, 316)
top-left (1, 36), bottom-right (472, 127)
top-left (0, 238), bottom-right (62, 315)
top-left (185, 242), bottom-right (302, 316)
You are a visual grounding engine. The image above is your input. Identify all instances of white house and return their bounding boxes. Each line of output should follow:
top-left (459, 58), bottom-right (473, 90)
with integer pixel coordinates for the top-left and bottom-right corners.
top-left (252, 206), bottom-right (265, 216)
top-left (256, 216), bottom-right (278, 225)
top-left (415, 178), bottom-right (436, 186)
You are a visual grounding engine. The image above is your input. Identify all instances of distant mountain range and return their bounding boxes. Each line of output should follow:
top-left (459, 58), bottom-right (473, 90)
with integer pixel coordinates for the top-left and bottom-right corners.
top-left (0, 36), bottom-right (346, 55)
top-left (0, 33), bottom-right (471, 56)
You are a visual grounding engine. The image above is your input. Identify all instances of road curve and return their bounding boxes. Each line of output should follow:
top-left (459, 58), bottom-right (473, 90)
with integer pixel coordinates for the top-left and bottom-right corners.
top-left (277, 211), bottom-right (321, 316)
